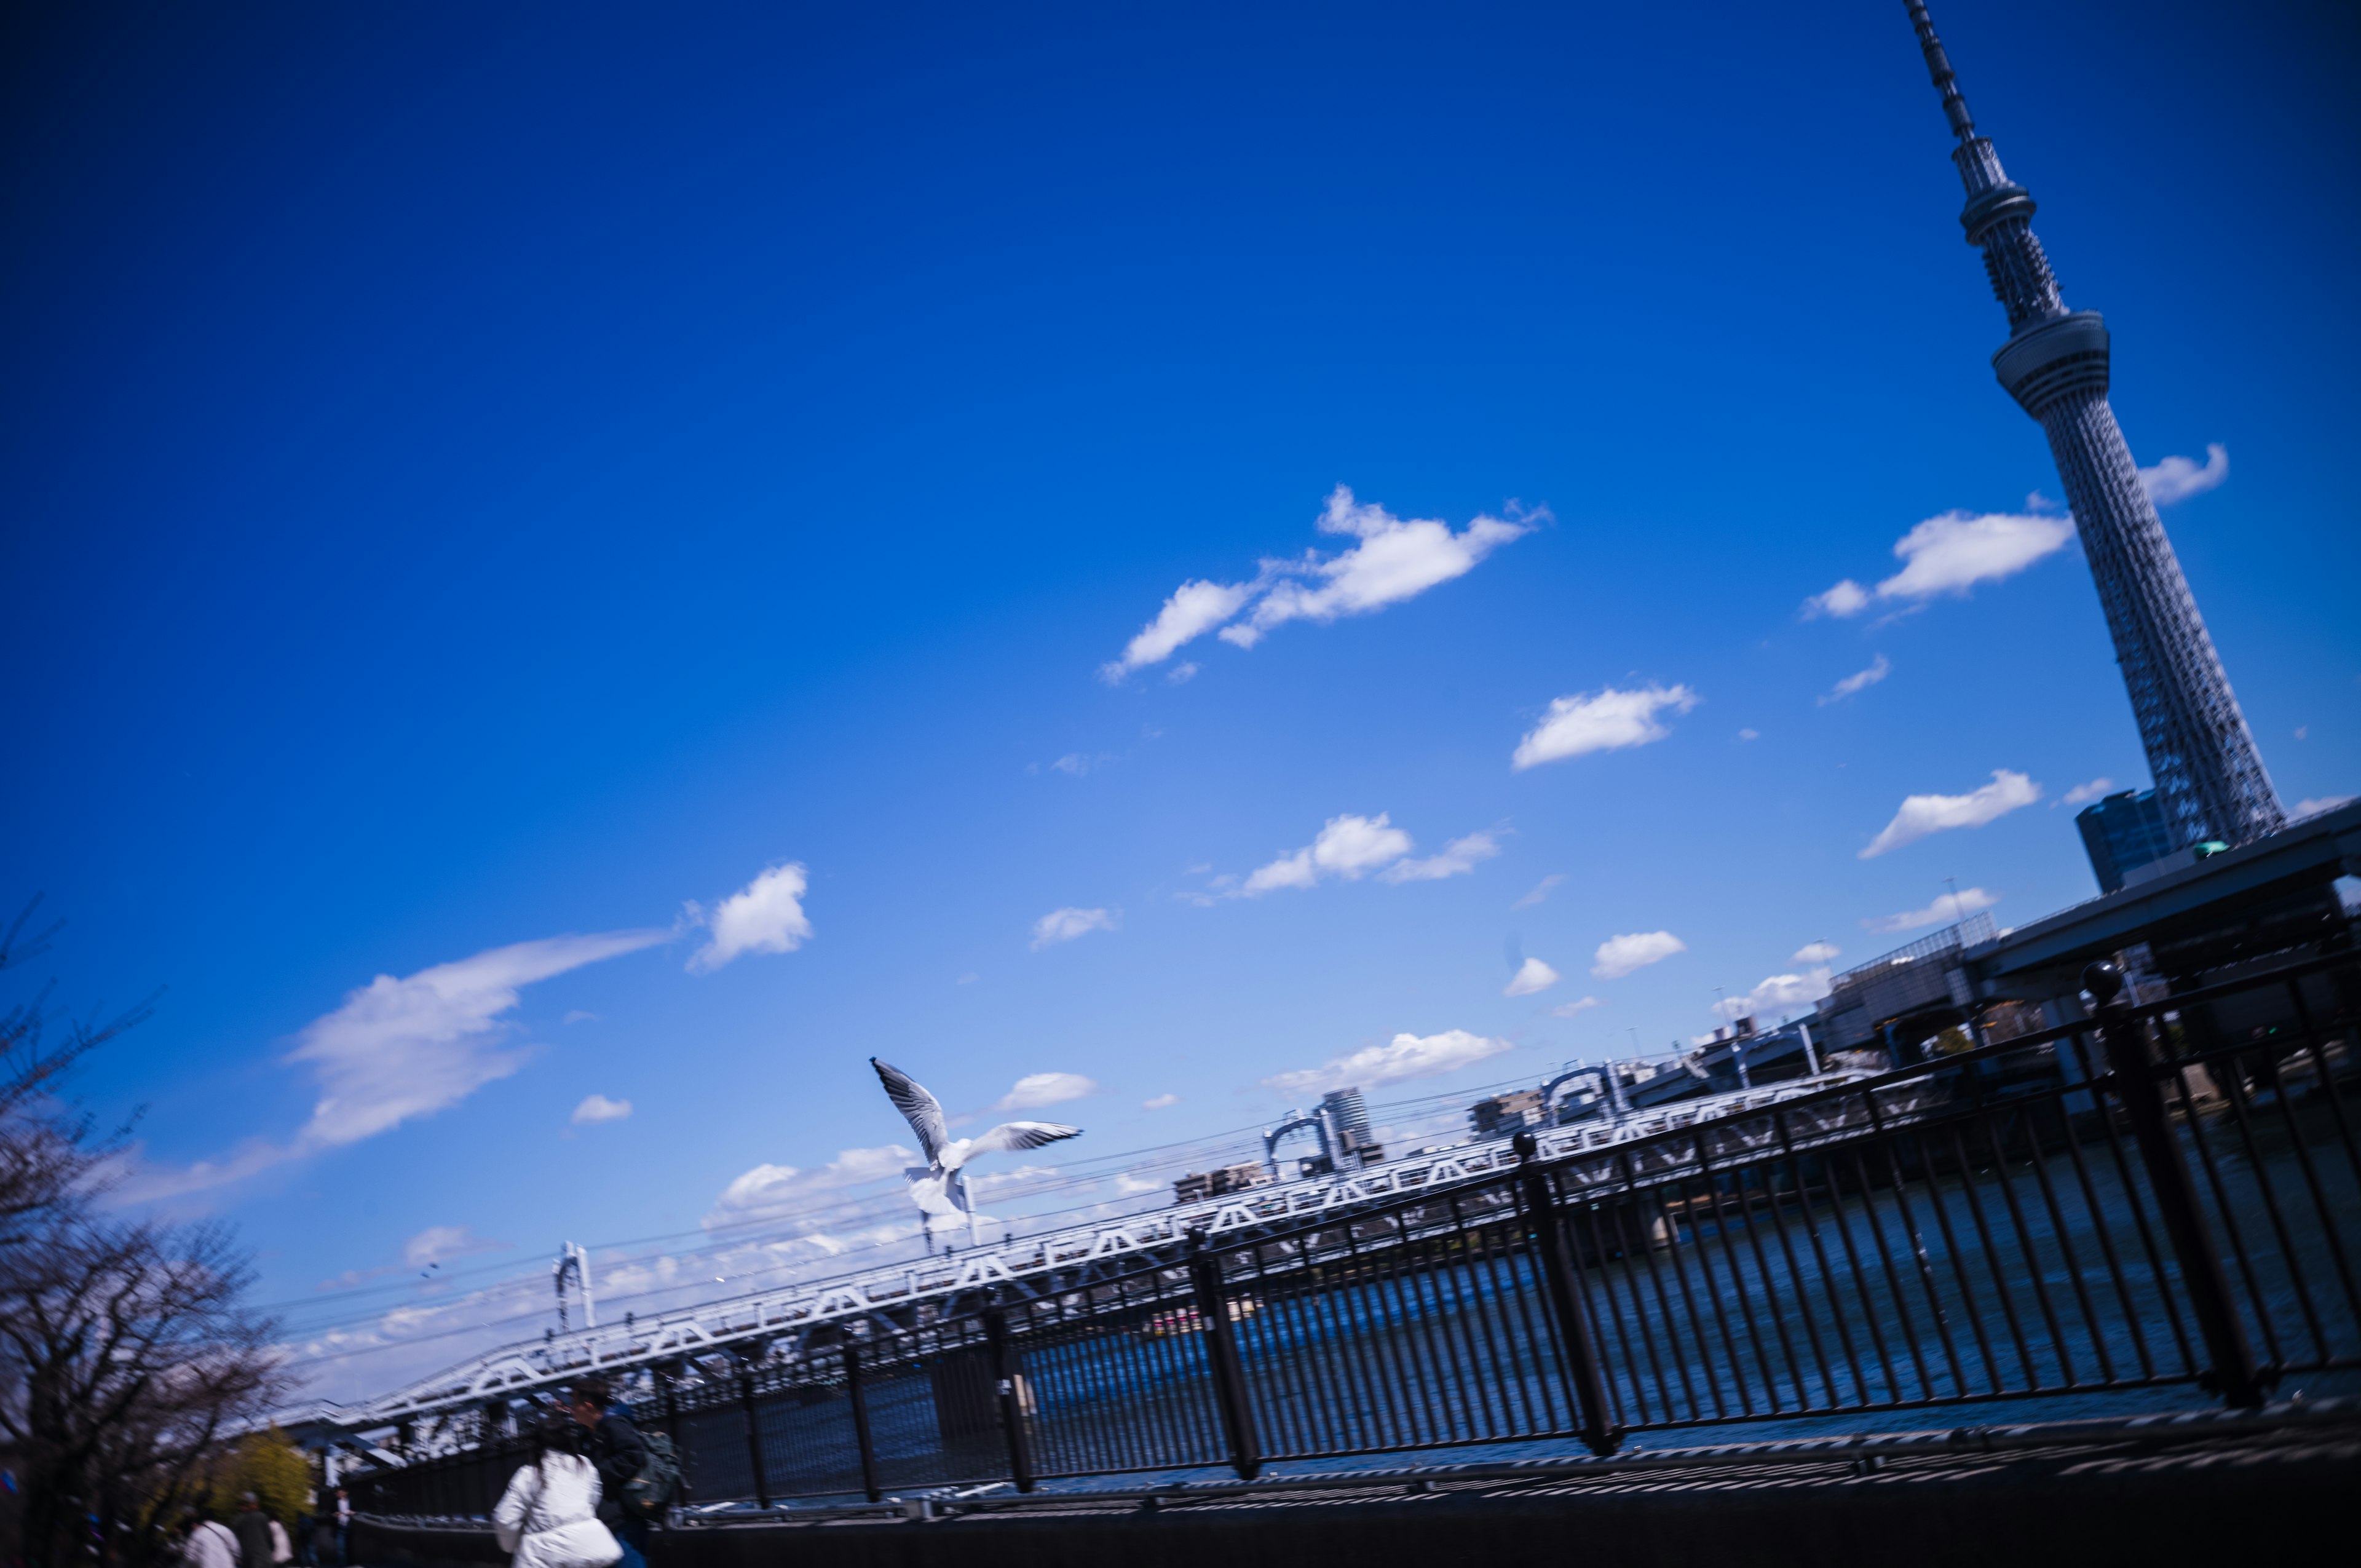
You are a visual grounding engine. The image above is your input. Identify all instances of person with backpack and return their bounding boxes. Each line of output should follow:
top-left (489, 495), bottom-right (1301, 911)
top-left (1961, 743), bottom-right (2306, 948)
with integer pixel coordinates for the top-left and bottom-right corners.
top-left (492, 1417), bottom-right (623, 1568)
top-left (564, 1377), bottom-right (675, 1568)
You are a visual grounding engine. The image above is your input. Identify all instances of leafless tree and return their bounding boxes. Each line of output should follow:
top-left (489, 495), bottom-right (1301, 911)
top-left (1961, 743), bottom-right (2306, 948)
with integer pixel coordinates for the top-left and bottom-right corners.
top-left (0, 899), bottom-right (285, 1566)
top-left (0, 896), bottom-right (152, 1245)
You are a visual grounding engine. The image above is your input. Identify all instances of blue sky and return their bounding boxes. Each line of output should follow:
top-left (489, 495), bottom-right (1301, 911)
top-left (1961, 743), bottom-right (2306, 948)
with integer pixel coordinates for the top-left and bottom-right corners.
top-left (4, 0), bottom-right (2356, 1401)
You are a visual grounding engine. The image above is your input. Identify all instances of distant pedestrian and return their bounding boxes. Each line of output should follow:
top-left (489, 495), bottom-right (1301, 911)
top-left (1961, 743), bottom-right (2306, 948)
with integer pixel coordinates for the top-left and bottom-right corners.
top-left (180, 1505), bottom-right (239, 1568)
top-left (332, 1487), bottom-right (350, 1566)
top-left (492, 1417), bottom-right (623, 1568)
top-left (566, 1378), bottom-right (652, 1568)
top-left (231, 1492), bottom-right (275, 1568)
top-left (270, 1513), bottom-right (294, 1563)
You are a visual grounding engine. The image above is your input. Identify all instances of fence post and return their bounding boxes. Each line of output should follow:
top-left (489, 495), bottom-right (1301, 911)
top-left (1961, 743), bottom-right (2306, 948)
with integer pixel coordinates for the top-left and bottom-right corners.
top-left (1513, 1131), bottom-right (1621, 1455)
top-left (1185, 1228), bottom-right (1264, 1480)
top-left (2086, 960), bottom-right (2265, 1408)
top-left (982, 1308), bottom-right (1036, 1493)
top-left (659, 1361), bottom-right (688, 1507)
top-left (843, 1342), bottom-right (882, 1502)
top-left (734, 1348), bottom-right (774, 1508)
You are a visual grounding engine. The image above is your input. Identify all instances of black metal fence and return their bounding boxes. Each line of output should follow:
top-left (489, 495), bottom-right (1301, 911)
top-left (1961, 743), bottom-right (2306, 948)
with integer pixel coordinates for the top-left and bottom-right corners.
top-left (357, 951), bottom-right (2361, 1515)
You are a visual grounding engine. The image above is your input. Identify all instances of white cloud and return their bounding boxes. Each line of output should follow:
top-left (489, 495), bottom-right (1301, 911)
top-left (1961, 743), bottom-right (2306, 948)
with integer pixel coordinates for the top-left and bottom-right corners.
top-left (1878, 512), bottom-right (2074, 602)
top-left (315, 1267), bottom-right (387, 1293)
top-left (1804, 579), bottom-right (1872, 619)
top-left (280, 930), bottom-right (667, 1153)
top-left (1113, 1173), bottom-right (1163, 1195)
top-left (703, 1144), bottom-right (917, 1229)
top-left (1551, 995), bottom-right (1605, 1018)
top-left (1220, 487), bottom-right (1535, 647)
top-left (122, 927), bottom-right (667, 1203)
top-left (1141, 1091), bottom-right (1180, 1111)
top-left (571, 1093), bottom-right (632, 1125)
top-left (1104, 488), bottom-right (1534, 675)
top-left (1240, 813), bottom-right (1414, 895)
top-left (1819, 654), bottom-right (1891, 705)
top-left (1101, 579), bottom-right (1254, 681)
top-left (1381, 830), bottom-right (1501, 883)
top-left (968, 1163), bottom-right (1061, 1200)
top-left (688, 863), bottom-right (812, 972)
top-left (992, 1071), bottom-right (1098, 1112)
top-left (1513, 684), bottom-right (1699, 770)
top-left (1513, 874), bottom-right (1565, 909)
top-left (1806, 511), bottom-right (2073, 617)
top-left (1792, 941), bottom-right (1842, 965)
top-left (2294, 796), bottom-right (2355, 818)
top-left (1050, 752), bottom-right (1117, 776)
top-left (2060, 777), bottom-right (2116, 806)
top-left (1860, 770), bottom-right (2041, 858)
top-left (403, 1224), bottom-right (510, 1270)
top-left (1031, 906), bottom-right (1118, 949)
top-left (1862, 886), bottom-right (2001, 934)
top-left (1264, 1029), bottom-right (1513, 1098)
top-left (1504, 957), bottom-right (1560, 997)
top-left (2139, 444), bottom-right (2229, 506)
top-left (1592, 930), bottom-right (1687, 980)
top-left (1738, 727), bottom-right (1762, 742)
top-left (1711, 969), bottom-right (1833, 1021)
top-left (1167, 662), bottom-right (1199, 685)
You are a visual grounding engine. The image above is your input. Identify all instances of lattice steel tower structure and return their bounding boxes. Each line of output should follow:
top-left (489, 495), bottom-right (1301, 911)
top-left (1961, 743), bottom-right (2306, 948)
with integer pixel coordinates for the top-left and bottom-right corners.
top-left (1904, 2), bottom-right (2283, 849)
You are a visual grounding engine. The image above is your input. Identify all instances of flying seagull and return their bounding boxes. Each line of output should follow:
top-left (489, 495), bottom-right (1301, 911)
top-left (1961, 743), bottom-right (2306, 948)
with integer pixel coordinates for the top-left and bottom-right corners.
top-left (870, 1057), bottom-right (1081, 1242)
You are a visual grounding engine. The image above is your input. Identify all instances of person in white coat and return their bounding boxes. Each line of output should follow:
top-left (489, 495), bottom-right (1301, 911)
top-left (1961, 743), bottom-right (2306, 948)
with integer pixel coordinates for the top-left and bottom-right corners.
top-left (179, 1506), bottom-right (240, 1568)
top-left (492, 1418), bottom-right (623, 1568)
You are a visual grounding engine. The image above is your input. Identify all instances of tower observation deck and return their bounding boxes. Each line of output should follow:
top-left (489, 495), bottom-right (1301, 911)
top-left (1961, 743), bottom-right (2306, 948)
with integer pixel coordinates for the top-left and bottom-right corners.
top-left (1904, 2), bottom-right (2284, 850)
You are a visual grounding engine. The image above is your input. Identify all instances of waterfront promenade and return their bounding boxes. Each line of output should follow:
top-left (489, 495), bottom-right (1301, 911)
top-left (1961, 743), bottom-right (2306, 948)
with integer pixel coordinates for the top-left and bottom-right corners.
top-left (355, 1403), bottom-right (2359, 1568)
top-left (342, 951), bottom-right (2361, 1558)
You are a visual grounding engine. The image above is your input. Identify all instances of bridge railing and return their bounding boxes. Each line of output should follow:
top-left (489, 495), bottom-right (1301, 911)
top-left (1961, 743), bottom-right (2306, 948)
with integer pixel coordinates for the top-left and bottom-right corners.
top-left (354, 949), bottom-right (2361, 1516)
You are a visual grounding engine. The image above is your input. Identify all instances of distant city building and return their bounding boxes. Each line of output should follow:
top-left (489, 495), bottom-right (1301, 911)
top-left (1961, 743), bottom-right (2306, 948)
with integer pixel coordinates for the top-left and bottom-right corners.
top-left (2077, 788), bottom-right (2176, 893)
top-left (1907, 3), bottom-right (2283, 849)
top-left (1321, 1089), bottom-right (1384, 1165)
top-left (1173, 1162), bottom-right (1273, 1206)
top-left (1320, 1087), bottom-right (1372, 1146)
top-left (1469, 1088), bottom-right (1545, 1139)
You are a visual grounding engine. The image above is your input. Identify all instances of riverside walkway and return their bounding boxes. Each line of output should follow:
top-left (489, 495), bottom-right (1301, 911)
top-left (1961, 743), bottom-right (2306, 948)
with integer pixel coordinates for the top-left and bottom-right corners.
top-left (354, 1401), bottom-right (2361, 1568)
top-left (344, 952), bottom-right (2361, 1529)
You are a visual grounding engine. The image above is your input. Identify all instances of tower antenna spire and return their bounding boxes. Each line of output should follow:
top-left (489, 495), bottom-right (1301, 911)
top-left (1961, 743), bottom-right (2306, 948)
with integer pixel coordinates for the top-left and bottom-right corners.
top-left (1905, 1), bottom-right (1976, 142)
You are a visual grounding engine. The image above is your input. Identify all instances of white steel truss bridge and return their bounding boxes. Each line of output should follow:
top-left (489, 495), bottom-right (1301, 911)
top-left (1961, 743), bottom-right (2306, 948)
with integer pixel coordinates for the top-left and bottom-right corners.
top-left (310, 1071), bottom-right (1884, 1447)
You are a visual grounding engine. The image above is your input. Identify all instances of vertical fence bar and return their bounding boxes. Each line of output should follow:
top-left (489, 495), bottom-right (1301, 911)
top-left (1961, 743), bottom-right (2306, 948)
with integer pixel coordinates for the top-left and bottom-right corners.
top-left (734, 1355), bottom-right (773, 1508)
top-left (843, 1342), bottom-right (882, 1502)
top-left (659, 1364), bottom-right (688, 1507)
top-left (1513, 1132), bottom-right (1620, 1455)
top-left (1185, 1229), bottom-right (1265, 1479)
top-left (983, 1308), bottom-right (1036, 1493)
top-left (2087, 960), bottom-right (2266, 1408)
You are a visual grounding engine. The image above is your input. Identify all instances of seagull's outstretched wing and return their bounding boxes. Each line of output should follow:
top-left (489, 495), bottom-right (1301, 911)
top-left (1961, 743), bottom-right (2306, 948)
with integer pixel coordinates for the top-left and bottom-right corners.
top-left (960, 1120), bottom-right (1082, 1162)
top-left (871, 1057), bottom-right (947, 1163)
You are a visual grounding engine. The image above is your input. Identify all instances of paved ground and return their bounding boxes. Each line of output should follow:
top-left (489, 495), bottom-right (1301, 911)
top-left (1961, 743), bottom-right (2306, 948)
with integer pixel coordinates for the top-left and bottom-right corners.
top-left (359, 1403), bottom-right (2361, 1568)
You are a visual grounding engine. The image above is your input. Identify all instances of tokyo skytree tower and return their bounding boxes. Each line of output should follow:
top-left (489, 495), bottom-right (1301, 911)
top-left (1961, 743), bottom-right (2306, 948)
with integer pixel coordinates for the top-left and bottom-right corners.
top-left (1904, 2), bottom-right (2284, 849)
